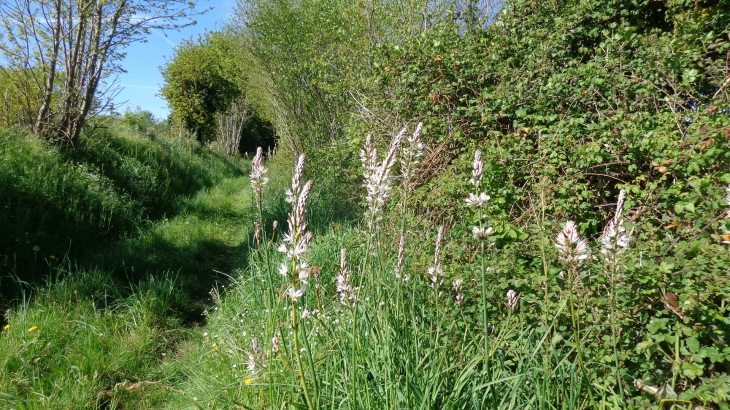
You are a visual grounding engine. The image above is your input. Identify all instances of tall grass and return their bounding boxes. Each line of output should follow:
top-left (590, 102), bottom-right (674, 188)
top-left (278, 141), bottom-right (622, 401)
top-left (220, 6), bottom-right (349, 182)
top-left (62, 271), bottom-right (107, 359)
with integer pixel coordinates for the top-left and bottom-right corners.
top-left (0, 125), bottom-right (246, 306)
top-left (168, 124), bottom-right (664, 409)
top-left (0, 159), bottom-right (256, 409)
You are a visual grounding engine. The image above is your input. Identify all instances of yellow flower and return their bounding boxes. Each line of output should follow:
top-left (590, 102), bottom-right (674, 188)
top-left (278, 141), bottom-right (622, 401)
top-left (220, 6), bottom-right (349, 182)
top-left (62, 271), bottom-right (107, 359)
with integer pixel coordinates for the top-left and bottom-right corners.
top-left (2, 324), bottom-right (9, 331)
top-left (244, 378), bottom-right (254, 385)
top-left (50, 255), bottom-right (56, 259)
top-left (28, 326), bottom-right (38, 332)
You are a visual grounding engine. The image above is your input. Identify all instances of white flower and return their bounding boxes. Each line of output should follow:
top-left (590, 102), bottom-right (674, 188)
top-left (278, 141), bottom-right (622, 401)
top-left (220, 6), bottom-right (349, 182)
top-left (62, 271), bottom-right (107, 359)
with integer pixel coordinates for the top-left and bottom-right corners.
top-left (555, 220), bottom-right (590, 265)
top-left (465, 192), bottom-right (491, 207)
top-left (336, 248), bottom-right (358, 308)
top-left (599, 190), bottom-right (631, 262)
top-left (247, 354), bottom-right (256, 373)
top-left (506, 290), bottom-right (518, 310)
top-left (470, 150), bottom-right (483, 187)
top-left (453, 279), bottom-right (464, 305)
top-left (401, 122), bottom-right (424, 186)
top-left (472, 226), bottom-right (493, 240)
top-left (361, 128), bottom-right (406, 225)
top-left (272, 337), bottom-right (279, 352)
top-left (249, 147), bottom-right (269, 195)
top-left (427, 266), bottom-right (445, 287)
top-left (286, 286), bottom-right (306, 302)
top-left (599, 219), bottom-right (630, 256)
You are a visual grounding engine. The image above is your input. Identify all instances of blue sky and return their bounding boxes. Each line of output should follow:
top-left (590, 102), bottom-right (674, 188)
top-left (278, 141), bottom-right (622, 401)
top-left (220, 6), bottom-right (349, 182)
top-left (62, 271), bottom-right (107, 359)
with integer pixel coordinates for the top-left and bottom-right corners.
top-left (112, 1), bottom-right (237, 120)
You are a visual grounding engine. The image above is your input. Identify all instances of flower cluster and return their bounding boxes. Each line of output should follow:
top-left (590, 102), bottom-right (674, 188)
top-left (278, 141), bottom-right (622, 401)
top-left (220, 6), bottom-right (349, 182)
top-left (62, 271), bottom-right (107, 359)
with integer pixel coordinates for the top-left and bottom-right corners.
top-left (250, 147), bottom-right (269, 195)
top-left (466, 150), bottom-right (493, 241)
top-left (427, 226), bottom-right (445, 288)
top-left (453, 279), bottom-right (464, 305)
top-left (599, 190), bottom-right (631, 264)
top-left (278, 154), bottom-right (314, 302)
top-left (360, 128), bottom-right (406, 225)
top-left (555, 220), bottom-right (590, 266)
top-left (465, 192), bottom-right (490, 208)
top-left (336, 248), bottom-right (358, 308)
top-left (247, 337), bottom-right (265, 377)
top-left (400, 122), bottom-right (424, 188)
top-left (472, 226), bottom-right (493, 240)
top-left (506, 290), bottom-right (518, 310)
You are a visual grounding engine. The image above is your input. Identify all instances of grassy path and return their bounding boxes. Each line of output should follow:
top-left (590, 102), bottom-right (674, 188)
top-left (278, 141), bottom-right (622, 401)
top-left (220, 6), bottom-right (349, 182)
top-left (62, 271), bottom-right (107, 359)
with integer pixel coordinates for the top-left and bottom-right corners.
top-left (0, 175), bottom-right (255, 409)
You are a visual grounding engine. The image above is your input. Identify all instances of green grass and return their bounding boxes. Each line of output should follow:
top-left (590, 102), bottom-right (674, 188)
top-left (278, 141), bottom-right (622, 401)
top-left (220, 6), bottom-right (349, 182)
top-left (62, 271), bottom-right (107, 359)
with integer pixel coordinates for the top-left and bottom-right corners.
top-left (0, 173), bottom-right (256, 409)
top-left (3, 123), bottom-right (729, 409)
top-left (0, 124), bottom-right (258, 409)
top-left (0, 124), bottom-right (247, 307)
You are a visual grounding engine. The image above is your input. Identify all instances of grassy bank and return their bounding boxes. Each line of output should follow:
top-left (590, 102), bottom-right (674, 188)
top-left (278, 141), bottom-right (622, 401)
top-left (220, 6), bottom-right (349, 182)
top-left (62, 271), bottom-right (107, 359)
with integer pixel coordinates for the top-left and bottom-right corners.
top-left (0, 124), bottom-right (245, 305)
top-left (0, 124), bottom-right (256, 409)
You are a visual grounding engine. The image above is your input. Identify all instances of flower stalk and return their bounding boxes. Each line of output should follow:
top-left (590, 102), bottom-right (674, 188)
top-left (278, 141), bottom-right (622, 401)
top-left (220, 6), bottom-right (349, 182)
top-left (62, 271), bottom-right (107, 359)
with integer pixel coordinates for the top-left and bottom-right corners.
top-left (277, 153), bottom-right (316, 410)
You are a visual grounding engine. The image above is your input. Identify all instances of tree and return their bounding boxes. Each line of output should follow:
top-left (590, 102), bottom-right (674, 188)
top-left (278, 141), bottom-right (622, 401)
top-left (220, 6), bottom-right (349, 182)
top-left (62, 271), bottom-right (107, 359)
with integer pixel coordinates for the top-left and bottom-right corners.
top-left (161, 30), bottom-right (243, 144)
top-left (216, 95), bottom-right (252, 157)
top-left (0, 0), bottom-right (206, 147)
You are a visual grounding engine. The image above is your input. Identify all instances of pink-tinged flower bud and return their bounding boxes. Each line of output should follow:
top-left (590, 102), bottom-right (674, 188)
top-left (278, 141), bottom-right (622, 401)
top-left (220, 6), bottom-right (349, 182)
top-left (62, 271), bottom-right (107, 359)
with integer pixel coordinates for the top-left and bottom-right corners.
top-left (507, 290), bottom-right (518, 310)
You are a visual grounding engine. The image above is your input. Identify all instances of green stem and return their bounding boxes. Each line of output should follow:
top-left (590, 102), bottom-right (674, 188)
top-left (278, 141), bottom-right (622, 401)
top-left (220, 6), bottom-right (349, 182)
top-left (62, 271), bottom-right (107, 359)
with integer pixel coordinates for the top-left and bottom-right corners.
top-left (291, 301), bottom-right (314, 410)
top-left (609, 263), bottom-right (625, 400)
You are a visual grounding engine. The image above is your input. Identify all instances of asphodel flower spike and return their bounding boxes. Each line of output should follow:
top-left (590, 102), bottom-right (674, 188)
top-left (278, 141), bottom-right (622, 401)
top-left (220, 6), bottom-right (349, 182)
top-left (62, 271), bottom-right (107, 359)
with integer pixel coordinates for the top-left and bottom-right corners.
top-left (361, 128), bottom-right (406, 225)
top-left (599, 189), bottom-right (630, 262)
top-left (555, 220), bottom-right (590, 265)
top-left (250, 147), bottom-right (269, 195)
top-left (278, 154), bottom-right (314, 302)
top-left (507, 289), bottom-right (518, 310)
top-left (427, 226), bottom-right (445, 288)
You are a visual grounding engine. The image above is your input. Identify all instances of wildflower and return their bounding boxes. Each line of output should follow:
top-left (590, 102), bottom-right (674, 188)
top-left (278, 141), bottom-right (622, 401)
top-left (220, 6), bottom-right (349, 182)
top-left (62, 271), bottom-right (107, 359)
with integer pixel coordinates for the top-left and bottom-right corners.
top-left (506, 290), bottom-right (518, 310)
top-left (250, 147), bottom-right (269, 195)
top-left (252, 338), bottom-right (260, 356)
top-left (453, 279), bottom-right (464, 305)
top-left (278, 154), bottom-right (314, 302)
top-left (599, 190), bottom-right (631, 262)
top-left (361, 128), bottom-right (406, 225)
top-left (3, 324), bottom-right (9, 331)
top-left (272, 336), bottom-right (279, 352)
top-left (286, 286), bottom-right (307, 302)
top-left (336, 248), bottom-right (358, 308)
top-left (427, 266), bottom-right (444, 287)
top-left (254, 221), bottom-right (261, 246)
top-left (244, 377), bottom-right (255, 385)
top-left (28, 326), bottom-right (38, 332)
top-left (466, 192), bottom-right (491, 208)
top-left (32, 246), bottom-right (39, 252)
top-left (428, 226), bottom-right (445, 287)
top-left (400, 122), bottom-right (424, 188)
top-left (49, 255), bottom-right (55, 259)
top-left (472, 226), bottom-right (493, 240)
top-left (555, 220), bottom-right (590, 265)
top-left (470, 149), bottom-right (483, 187)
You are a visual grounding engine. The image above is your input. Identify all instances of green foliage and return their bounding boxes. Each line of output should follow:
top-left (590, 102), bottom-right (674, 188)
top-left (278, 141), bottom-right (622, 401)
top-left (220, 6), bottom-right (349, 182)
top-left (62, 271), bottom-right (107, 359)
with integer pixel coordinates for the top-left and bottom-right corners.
top-left (161, 31), bottom-right (244, 143)
top-left (0, 269), bottom-right (192, 409)
top-left (0, 124), bottom-right (245, 306)
top-left (0, 66), bottom-right (44, 127)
